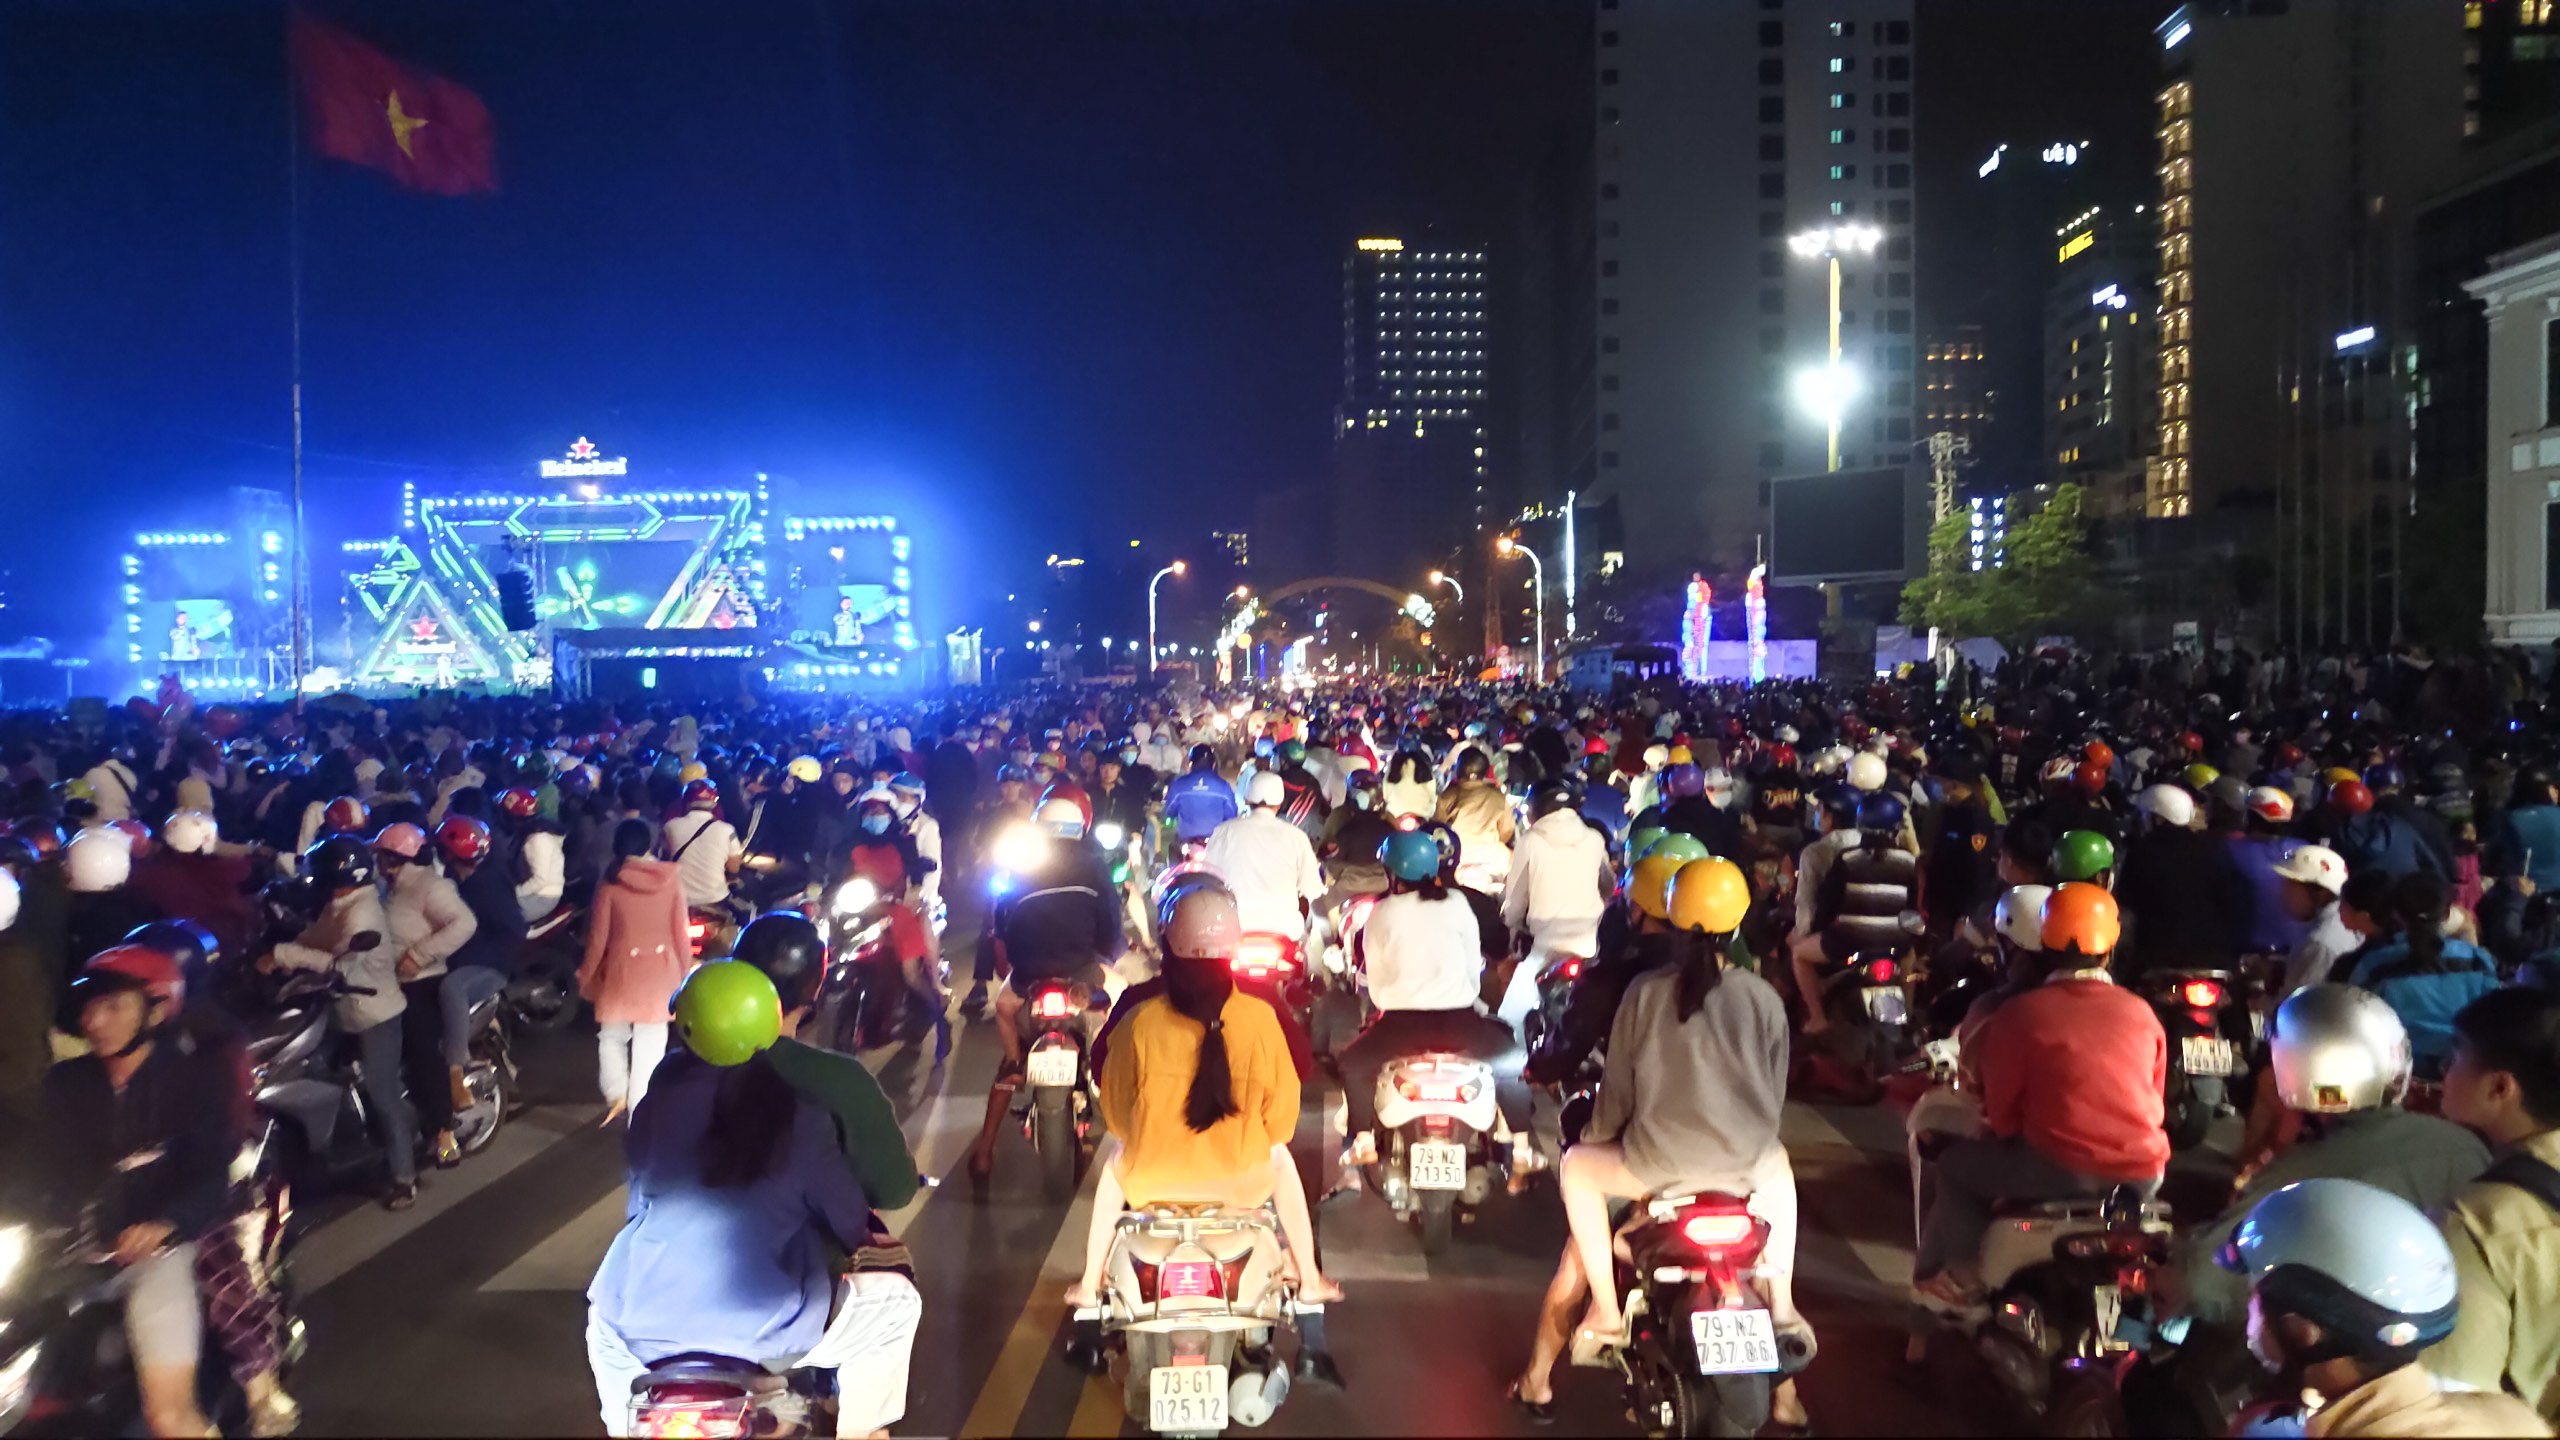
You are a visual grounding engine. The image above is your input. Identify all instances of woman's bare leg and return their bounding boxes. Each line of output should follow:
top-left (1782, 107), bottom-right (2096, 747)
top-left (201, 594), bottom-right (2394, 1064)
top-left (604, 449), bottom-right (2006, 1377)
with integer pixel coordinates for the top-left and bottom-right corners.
top-left (1267, 1143), bottom-right (1342, 1302)
top-left (1513, 1246), bottom-right (1586, 1405)
top-left (1560, 1142), bottom-right (1646, 1335)
top-left (1065, 1140), bottom-right (1125, 1307)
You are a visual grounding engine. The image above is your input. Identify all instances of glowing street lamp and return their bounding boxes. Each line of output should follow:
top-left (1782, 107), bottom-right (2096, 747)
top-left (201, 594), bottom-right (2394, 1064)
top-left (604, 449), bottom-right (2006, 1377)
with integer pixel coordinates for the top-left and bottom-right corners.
top-left (1793, 362), bottom-right (1862, 447)
top-left (1146, 560), bottom-right (1187, 675)
top-left (1788, 223), bottom-right (1885, 471)
top-left (1426, 568), bottom-right (1465, 603)
top-left (1496, 536), bottom-right (1545, 682)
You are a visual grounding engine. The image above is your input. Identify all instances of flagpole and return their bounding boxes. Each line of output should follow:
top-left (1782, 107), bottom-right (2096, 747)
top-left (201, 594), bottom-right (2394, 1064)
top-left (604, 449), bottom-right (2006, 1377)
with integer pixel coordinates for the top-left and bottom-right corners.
top-left (286, 27), bottom-right (308, 703)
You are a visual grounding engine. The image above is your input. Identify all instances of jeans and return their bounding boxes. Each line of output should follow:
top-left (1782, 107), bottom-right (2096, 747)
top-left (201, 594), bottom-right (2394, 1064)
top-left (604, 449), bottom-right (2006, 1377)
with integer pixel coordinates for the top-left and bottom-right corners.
top-left (1913, 1133), bottom-right (2152, 1279)
top-left (441, 965), bottom-right (510, 1062)
top-left (353, 1017), bottom-right (417, 1185)
top-left (599, 1021), bottom-right (669, 1111)
top-left (399, 976), bottom-right (453, 1136)
top-left (1338, 1007), bottom-right (1531, 1141)
top-left (585, 1273), bottom-right (923, 1438)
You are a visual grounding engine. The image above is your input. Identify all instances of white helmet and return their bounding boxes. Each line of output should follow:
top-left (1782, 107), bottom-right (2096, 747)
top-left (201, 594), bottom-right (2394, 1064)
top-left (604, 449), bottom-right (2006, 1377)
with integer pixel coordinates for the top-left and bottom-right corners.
top-left (1846, 751), bottom-right (1889, 793)
top-left (1808, 746), bottom-right (1848, 778)
top-left (65, 828), bottom-right (132, 893)
top-left (1641, 744), bottom-right (1669, 771)
top-left (2273, 844), bottom-right (2349, 897)
top-left (2134, 784), bottom-right (2198, 830)
top-left (2246, 786), bottom-right (2296, 824)
top-left (163, 810), bottom-right (220, 857)
top-left (1993, 884), bottom-right (2051, 952)
top-left (2268, 984), bottom-right (2410, 1114)
top-left (1035, 797), bottom-right (1086, 839)
top-left (1772, 724), bottom-right (1800, 745)
top-left (0, 869), bottom-right (19, 932)
top-left (1246, 769), bottom-right (1287, 809)
top-left (1163, 883), bottom-right (1243, 961)
top-left (1131, 721), bottom-right (1153, 743)
top-left (1700, 766), bottom-right (1736, 809)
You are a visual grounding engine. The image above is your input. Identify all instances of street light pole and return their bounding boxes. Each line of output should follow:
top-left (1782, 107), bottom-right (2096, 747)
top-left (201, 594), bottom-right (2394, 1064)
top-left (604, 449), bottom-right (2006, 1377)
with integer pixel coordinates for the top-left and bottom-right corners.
top-left (1788, 223), bottom-right (1883, 473)
top-left (1146, 560), bottom-right (1187, 677)
top-left (1426, 568), bottom-right (1465, 603)
top-left (1497, 537), bottom-right (1544, 681)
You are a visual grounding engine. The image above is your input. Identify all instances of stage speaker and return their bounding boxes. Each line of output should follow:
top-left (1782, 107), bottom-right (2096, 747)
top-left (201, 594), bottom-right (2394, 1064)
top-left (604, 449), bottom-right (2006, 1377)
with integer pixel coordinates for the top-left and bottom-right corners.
top-left (497, 570), bottom-right (539, 631)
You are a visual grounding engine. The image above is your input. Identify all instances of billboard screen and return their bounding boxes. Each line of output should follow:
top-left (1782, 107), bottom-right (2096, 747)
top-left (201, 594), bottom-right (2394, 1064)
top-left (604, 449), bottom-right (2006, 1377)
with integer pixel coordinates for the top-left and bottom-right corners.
top-left (1768, 466), bottom-right (1916, 584)
top-left (779, 526), bottom-right (909, 649)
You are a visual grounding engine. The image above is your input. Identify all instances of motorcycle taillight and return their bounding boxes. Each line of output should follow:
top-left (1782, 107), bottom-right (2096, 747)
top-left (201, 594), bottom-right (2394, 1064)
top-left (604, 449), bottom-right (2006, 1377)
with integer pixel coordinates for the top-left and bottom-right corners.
top-left (1159, 1259), bottom-right (1221, 1299)
top-left (1675, 1206), bottom-right (1768, 1262)
top-left (2179, 978), bottom-right (2224, 1008)
top-left (1032, 989), bottom-right (1074, 1020)
top-left (1235, 936), bottom-right (1290, 973)
top-left (632, 1389), bottom-right (750, 1440)
top-left (1866, 957), bottom-right (1898, 985)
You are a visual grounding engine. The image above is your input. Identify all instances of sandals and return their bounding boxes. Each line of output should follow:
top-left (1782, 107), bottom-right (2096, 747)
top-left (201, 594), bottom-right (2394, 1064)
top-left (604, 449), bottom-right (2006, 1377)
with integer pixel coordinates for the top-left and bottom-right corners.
top-left (1506, 1380), bottom-right (1556, 1426)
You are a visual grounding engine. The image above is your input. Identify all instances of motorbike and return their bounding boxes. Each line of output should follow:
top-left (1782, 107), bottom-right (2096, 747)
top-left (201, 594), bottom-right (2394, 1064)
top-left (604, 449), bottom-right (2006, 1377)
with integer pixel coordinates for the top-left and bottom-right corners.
top-left (819, 878), bottom-right (931, 1053)
top-left (1364, 1054), bottom-right (1502, 1254)
top-left (1591, 1190), bottom-right (1812, 1439)
top-left (1804, 946), bottom-right (1919, 1102)
top-left (2135, 969), bottom-right (2247, 1150)
top-left (624, 1354), bottom-right (834, 1439)
top-left (1231, 932), bottom-right (1315, 1032)
top-left (506, 900), bottom-right (586, 1033)
top-left (1068, 1203), bottom-right (1330, 1437)
top-left (1517, 947), bottom-right (1590, 1057)
top-left (1918, 1180), bottom-right (2172, 1434)
top-left (1021, 976), bottom-right (1102, 1202)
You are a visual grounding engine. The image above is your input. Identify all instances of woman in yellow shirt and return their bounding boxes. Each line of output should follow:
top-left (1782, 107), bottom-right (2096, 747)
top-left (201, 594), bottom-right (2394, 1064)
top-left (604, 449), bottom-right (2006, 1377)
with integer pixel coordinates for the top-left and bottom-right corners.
top-left (1067, 884), bottom-right (1341, 1309)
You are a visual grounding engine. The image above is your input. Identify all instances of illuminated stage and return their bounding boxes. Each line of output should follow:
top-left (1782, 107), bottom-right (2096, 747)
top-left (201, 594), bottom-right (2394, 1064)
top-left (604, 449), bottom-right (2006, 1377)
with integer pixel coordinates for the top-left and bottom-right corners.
top-left (119, 490), bottom-right (298, 696)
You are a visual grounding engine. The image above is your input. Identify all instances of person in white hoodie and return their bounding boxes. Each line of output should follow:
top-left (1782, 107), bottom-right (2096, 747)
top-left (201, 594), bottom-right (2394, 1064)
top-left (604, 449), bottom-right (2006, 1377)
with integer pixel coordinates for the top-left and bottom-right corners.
top-left (498, 787), bottom-right (565, 921)
top-left (264, 838), bottom-right (418, 1208)
top-left (1498, 784), bottom-right (1617, 1030)
top-left (375, 823), bottom-right (478, 1168)
top-left (887, 773), bottom-right (943, 926)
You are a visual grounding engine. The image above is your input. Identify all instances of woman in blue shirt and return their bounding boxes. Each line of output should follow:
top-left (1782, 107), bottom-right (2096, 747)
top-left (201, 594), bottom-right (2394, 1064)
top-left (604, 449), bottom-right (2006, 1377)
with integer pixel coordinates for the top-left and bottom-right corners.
top-left (2346, 872), bottom-right (2501, 1081)
top-left (585, 962), bottom-right (921, 1439)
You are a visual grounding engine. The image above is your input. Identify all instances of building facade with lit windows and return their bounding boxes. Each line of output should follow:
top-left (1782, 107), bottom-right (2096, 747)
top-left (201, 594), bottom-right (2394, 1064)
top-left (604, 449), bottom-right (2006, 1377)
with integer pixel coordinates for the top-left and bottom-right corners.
top-left (1583, 0), bottom-right (1917, 579)
top-left (1921, 326), bottom-right (1989, 457)
top-left (2047, 205), bottom-right (2157, 520)
top-left (1330, 236), bottom-right (1492, 589)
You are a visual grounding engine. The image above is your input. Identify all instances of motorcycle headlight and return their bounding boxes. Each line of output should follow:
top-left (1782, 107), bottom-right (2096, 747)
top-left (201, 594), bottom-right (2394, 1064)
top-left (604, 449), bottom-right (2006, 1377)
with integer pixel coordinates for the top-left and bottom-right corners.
top-left (831, 879), bottom-right (880, 918)
top-left (0, 1225), bottom-right (26, 1296)
top-left (1094, 822), bottom-right (1126, 851)
top-left (992, 822), bottom-right (1047, 876)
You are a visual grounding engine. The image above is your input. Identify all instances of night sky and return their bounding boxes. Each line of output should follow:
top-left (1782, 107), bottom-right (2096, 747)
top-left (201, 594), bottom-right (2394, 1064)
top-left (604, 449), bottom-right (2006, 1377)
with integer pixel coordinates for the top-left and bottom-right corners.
top-left (2, 0), bottom-right (2158, 653)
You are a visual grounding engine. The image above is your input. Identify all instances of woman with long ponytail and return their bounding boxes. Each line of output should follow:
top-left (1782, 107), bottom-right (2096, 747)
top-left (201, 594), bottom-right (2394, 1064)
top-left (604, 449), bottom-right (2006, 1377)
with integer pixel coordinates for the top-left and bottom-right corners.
top-left (2347, 870), bottom-right (2500, 1079)
top-left (1510, 857), bottom-right (1808, 1430)
top-left (1067, 884), bottom-right (1342, 1317)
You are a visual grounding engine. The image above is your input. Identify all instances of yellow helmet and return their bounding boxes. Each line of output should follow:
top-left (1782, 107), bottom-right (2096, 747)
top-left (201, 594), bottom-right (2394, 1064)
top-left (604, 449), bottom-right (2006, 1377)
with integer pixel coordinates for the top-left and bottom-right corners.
top-left (786, 755), bottom-right (823, 784)
top-left (1665, 745), bottom-right (1694, 765)
top-left (678, 762), bottom-right (709, 785)
top-left (2323, 766), bottom-right (2360, 786)
top-left (1628, 852), bottom-right (1686, 921)
top-left (1667, 858), bottom-right (1751, 934)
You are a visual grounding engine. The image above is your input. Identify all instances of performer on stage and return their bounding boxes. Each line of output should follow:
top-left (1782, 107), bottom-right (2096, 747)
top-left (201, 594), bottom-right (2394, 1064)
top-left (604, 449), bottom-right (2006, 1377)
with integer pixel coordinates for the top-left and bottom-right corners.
top-left (168, 611), bottom-right (202, 662)
top-left (833, 596), bottom-right (866, 648)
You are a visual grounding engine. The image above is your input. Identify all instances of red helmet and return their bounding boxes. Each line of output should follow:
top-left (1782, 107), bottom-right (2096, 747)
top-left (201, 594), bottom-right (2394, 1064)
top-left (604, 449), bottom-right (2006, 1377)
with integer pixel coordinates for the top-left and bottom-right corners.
top-left (1768, 743), bottom-right (1798, 769)
top-left (2328, 778), bottom-right (2374, 815)
top-left (322, 796), bottom-right (370, 836)
top-left (2272, 742), bottom-right (2307, 771)
top-left (2081, 740), bottom-right (2116, 770)
top-left (1038, 778), bottom-right (1094, 830)
top-left (435, 815), bottom-right (492, 865)
top-left (1584, 736), bottom-right (1611, 757)
top-left (2179, 730), bottom-right (2206, 755)
top-left (681, 779), bottom-right (720, 810)
top-left (105, 817), bottom-right (154, 859)
top-left (69, 943), bottom-right (185, 1010)
top-left (495, 787), bottom-right (539, 820)
top-left (2072, 759), bottom-right (2110, 797)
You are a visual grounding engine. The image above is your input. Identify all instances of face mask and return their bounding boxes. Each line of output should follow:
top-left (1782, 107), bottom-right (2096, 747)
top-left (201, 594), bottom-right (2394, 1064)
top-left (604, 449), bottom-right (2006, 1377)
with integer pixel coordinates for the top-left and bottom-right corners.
top-left (1120, 749), bottom-right (1138, 765)
top-left (1351, 791), bottom-right (1376, 810)
top-left (860, 813), bottom-right (892, 836)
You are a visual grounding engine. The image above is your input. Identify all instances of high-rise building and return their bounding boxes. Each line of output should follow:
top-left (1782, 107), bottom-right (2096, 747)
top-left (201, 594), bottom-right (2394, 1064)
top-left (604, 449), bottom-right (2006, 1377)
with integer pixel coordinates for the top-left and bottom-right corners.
top-left (2466, 0), bottom-right (2560, 142)
top-left (1582, 0), bottom-right (1918, 579)
top-left (1961, 139), bottom-right (2109, 487)
top-left (2148, 0), bottom-right (2464, 527)
top-left (1331, 236), bottom-right (1491, 586)
top-left (2047, 205), bottom-right (2158, 520)
top-left (1921, 325), bottom-right (1991, 456)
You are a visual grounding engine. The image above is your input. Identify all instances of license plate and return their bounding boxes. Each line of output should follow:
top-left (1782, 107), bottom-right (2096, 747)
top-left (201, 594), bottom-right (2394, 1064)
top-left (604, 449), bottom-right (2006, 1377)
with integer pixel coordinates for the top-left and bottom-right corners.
top-left (1862, 986), bottom-right (1908, 1024)
top-left (1026, 1047), bottom-right (1079, 1088)
top-left (2094, 1283), bottom-right (2127, 1352)
top-left (2180, 1035), bottom-right (2237, 1078)
top-left (1409, 1140), bottom-right (1468, 1191)
top-left (1149, 1364), bottom-right (1228, 1433)
top-left (1690, 1307), bottom-right (1781, 1375)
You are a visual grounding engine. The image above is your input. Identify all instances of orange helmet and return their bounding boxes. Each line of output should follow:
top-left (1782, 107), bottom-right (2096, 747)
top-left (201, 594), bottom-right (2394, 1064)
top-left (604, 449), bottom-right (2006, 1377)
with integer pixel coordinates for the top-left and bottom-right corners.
top-left (2082, 740), bottom-right (2116, 771)
top-left (2072, 759), bottom-right (2110, 797)
top-left (2039, 882), bottom-right (2121, 957)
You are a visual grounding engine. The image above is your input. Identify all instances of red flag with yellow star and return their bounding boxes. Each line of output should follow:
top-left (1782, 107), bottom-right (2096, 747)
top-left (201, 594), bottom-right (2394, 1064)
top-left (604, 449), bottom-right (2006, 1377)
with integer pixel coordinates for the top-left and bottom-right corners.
top-left (289, 12), bottom-right (495, 196)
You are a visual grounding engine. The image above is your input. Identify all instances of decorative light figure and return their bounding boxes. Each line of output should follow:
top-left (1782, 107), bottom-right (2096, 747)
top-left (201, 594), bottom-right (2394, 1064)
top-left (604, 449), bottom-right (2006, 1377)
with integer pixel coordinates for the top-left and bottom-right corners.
top-left (1745, 565), bottom-right (1769, 684)
top-left (1679, 573), bottom-right (1714, 683)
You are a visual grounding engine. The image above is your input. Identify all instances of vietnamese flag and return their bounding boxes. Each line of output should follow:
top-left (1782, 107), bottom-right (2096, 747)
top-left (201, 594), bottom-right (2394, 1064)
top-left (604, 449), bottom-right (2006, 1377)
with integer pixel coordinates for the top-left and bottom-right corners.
top-left (289, 12), bottom-right (495, 196)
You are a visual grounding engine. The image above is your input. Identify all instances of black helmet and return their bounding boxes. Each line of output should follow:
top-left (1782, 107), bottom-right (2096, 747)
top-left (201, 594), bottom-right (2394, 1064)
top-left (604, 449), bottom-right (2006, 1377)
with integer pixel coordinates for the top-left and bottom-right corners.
top-left (1187, 743), bottom-right (1219, 770)
top-left (732, 911), bottom-right (828, 1013)
top-left (1530, 781), bottom-right (1578, 819)
top-left (304, 834), bottom-right (377, 892)
top-left (1455, 747), bottom-right (1492, 781)
top-left (124, 919), bottom-right (220, 1002)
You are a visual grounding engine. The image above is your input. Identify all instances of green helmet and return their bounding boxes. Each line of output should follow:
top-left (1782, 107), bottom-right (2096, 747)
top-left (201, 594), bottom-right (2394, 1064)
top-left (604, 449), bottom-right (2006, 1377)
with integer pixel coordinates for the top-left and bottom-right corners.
top-left (672, 961), bottom-right (782, 1067)
top-left (2053, 829), bottom-right (2116, 884)
top-left (1626, 825), bottom-right (1668, 861)
top-left (1278, 739), bottom-right (1308, 765)
top-left (1650, 832), bottom-right (1713, 865)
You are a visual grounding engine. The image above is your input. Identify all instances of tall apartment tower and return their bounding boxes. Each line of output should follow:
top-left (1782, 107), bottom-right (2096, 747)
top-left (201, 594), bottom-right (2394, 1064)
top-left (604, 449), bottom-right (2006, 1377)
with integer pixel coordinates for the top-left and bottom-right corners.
top-left (1588, 0), bottom-right (1918, 577)
top-left (1330, 236), bottom-right (1492, 587)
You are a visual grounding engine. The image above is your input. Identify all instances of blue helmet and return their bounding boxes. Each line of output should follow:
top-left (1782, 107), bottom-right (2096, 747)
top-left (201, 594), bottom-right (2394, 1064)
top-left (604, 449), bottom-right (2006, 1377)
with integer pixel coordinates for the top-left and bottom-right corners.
top-left (1855, 792), bottom-right (1906, 834)
top-left (1379, 829), bottom-right (1441, 884)
top-left (2363, 762), bottom-right (2406, 792)
top-left (1815, 782), bottom-right (1860, 824)
top-left (2217, 1178), bottom-right (2459, 1359)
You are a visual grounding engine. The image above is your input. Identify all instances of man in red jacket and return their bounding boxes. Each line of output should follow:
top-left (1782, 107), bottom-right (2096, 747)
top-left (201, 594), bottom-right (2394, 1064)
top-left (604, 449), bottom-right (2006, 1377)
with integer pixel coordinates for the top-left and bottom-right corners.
top-left (1913, 882), bottom-right (2167, 1302)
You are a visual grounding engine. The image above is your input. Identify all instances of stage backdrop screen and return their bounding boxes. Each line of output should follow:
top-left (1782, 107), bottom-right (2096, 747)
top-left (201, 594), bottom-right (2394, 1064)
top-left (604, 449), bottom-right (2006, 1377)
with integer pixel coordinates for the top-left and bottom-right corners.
top-left (1767, 466), bottom-right (1916, 584)
top-left (782, 529), bottom-right (905, 647)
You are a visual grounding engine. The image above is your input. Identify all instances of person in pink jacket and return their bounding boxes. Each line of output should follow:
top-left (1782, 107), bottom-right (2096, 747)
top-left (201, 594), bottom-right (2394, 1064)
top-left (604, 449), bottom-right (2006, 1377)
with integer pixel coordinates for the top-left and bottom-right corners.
top-left (579, 820), bottom-right (693, 1123)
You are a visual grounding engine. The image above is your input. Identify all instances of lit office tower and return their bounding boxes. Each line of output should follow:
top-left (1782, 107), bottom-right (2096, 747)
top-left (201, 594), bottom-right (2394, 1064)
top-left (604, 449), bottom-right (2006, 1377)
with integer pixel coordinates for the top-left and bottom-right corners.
top-left (1331, 236), bottom-right (1491, 583)
top-left (1586, 0), bottom-right (1917, 574)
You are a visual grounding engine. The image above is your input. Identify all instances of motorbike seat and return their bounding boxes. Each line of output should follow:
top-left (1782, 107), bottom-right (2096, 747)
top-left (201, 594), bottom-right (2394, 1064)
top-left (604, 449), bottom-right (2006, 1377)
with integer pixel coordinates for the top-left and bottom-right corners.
top-left (631, 1354), bottom-right (787, 1395)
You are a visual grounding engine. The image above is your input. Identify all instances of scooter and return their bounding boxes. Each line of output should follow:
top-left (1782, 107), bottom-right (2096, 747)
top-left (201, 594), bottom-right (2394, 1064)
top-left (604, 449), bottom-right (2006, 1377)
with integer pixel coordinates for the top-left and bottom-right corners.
top-left (1021, 977), bottom-right (1102, 1202)
top-left (507, 901), bottom-right (586, 1033)
top-left (820, 878), bottom-right (928, 1054)
top-left (624, 1355), bottom-right (833, 1439)
top-left (1917, 1177), bottom-right (2172, 1433)
top-left (1232, 933), bottom-right (1315, 1033)
top-left (1366, 1054), bottom-right (1502, 1254)
top-left (2135, 969), bottom-right (2247, 1151)
top-left (1591, 1189), bottom-right (1813, 1438)
top-left (1068, 1203), bottom-right (1331, 1437)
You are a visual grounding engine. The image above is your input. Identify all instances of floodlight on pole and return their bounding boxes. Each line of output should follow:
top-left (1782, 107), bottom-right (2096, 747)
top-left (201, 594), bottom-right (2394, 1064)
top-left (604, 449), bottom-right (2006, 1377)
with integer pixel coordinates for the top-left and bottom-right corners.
top-left (1788, 223), bottom-right (1886, 472)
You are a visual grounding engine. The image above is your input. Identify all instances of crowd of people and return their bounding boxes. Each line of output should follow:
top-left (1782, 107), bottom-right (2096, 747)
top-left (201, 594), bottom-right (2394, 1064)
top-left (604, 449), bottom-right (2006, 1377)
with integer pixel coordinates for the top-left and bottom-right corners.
top-left (8, 638), bottom-right (2560, 1435)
